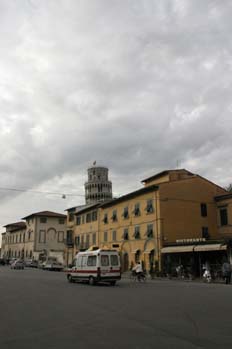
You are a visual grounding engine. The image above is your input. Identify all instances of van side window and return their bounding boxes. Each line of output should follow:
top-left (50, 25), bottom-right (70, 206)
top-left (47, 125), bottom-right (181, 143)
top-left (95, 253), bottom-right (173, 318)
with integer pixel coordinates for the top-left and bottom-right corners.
top-left (110, 255), bottom-right (119, 266)
top-left (101, 255), bottom-right (109, 266)
top-left (87, 256), bottom-right (97, 266)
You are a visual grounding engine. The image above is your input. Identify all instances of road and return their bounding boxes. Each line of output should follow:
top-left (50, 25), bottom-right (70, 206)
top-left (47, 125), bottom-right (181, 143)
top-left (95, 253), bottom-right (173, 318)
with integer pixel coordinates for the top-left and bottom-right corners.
top-left (0, 267), bottom-right (232, 349)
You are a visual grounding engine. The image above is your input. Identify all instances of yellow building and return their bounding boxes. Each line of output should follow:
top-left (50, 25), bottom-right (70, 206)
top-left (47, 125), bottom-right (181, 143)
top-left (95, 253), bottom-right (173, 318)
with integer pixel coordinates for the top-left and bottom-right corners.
top-left (215, 193), bottom-right (232, 259)
top-left (66, 168), bottom-right (230, 276)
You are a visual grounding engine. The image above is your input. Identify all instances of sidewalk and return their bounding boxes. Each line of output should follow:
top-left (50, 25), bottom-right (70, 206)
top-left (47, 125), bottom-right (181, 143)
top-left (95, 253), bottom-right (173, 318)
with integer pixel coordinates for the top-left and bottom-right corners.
top-left (121, 271), bottom-right (228, 284)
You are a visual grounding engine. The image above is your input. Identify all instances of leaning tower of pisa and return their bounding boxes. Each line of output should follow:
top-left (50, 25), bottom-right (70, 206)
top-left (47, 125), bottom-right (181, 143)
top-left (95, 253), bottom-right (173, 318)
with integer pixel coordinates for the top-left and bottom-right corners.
top-left (84, 163), bottom-right (112, 204)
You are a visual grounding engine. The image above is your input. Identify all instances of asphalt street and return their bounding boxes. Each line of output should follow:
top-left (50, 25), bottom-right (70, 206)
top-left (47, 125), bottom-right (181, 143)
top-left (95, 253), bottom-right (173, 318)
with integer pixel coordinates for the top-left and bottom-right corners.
top-left (0, 267), bottom-right (232, 349)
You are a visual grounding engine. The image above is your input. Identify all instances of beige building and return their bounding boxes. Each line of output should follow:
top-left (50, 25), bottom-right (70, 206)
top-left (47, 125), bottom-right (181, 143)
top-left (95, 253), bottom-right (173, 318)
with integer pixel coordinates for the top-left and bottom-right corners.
top-left (1, 211), bottom-right (67, 264)
top-left (66, 169), bottom-right (230, 276)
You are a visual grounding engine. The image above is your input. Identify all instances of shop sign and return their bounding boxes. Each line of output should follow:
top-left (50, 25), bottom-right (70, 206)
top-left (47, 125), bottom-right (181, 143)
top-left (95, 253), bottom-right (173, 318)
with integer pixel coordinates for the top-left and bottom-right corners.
top-left (176, 238), bottom-right (206, 244)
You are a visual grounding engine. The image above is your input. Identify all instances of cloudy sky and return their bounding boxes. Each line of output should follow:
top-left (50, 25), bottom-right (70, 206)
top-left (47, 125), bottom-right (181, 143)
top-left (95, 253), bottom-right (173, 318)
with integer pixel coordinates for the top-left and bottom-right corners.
top-left (0, 0), bottom-right (232, 237)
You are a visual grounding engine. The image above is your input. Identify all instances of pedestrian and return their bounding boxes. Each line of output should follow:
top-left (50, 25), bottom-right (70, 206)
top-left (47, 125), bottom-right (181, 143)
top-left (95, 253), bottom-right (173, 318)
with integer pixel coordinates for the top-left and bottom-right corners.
top-left (222, 260), bottom-right (232, 285)
top-left (132, 261), bottom-right (143, 281)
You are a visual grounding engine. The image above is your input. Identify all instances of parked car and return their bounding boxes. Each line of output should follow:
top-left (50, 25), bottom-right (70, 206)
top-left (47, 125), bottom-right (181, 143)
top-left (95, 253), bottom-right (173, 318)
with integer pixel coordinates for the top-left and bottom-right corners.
top-left (44, 260), bottom-right (64, 271)
top-left (10, 260), bottom-right (24, 270)
top-left (24, 259), bottom-right (33, 267)
top-left (30, 260), bottom-right (38, 268)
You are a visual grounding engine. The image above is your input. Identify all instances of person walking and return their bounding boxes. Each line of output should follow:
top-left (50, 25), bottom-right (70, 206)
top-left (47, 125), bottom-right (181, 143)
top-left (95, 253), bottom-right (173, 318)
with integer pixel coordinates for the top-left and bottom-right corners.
top-left (222, 260), bottom-right (232, 285)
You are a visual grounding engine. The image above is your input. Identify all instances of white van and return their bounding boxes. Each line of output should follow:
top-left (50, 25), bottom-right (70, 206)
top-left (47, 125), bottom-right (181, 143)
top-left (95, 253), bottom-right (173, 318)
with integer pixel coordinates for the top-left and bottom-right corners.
top-left (66, 249), bottom-right (121, 286)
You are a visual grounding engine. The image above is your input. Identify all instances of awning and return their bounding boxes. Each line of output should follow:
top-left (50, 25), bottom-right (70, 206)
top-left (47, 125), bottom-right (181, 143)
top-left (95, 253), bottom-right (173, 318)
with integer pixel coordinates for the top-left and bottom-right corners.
top-left (161, 245), bottom-right (195, 254)
top-left (194, 244), bottom-right (227, 252)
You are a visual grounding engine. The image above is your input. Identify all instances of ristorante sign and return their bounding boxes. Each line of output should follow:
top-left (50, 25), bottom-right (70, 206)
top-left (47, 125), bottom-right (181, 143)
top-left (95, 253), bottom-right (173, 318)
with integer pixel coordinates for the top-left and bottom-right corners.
top-left (176, 238), bottom-right (206, 244)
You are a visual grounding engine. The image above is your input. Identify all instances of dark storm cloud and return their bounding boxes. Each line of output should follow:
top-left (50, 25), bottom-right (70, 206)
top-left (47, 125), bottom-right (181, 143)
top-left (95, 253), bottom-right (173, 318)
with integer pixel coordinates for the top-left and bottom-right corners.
top-left (0, 0), bottom-right (232, 229)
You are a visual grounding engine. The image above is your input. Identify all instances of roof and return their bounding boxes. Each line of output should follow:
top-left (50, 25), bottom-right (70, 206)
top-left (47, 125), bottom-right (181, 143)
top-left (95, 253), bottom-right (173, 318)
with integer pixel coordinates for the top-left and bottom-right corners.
top-left (3, 221), bottom-right (26, 232)
top-left (75, 203), bottom-right (102, 215)
top-left (215, 192), bottom-right (232, 202)
top-left (22, 211), bottom-right (67, 220)
top-left (141, 169), bottom-right (193, 184)
top-left (65, 205), bottom-right (87, 212)
top-left (100, 184), bottom-right (159, 209)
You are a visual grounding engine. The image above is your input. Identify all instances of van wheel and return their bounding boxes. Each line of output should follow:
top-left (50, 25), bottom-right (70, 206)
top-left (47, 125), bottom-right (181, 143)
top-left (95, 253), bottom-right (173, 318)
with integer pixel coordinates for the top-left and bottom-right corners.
top-left (110, 281), bottom-right (116, 286)
top-left (89, 276), bottom-right (95, 286)
top-left (67, 274), bottom-right (73, 283)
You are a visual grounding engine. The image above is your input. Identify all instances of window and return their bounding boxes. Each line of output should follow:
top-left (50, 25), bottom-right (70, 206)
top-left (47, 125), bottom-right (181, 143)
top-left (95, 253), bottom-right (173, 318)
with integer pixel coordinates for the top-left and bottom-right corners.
top-left (39, 230), bottom-right (46, 243)
top-left (92, 211), bottom-right (97, 221)
top-left (92, 233), bottom-right (96, 245)
top-left (75, 236), bottom-right (80, 246)
top-left (104, 231), bottom-right (108, 242)
top-left (146, 199), bottom-right (154, 213)
top-left (58, 231), bottom-right (64, 242)
top-left (123, 207), bottom-right (129, 219)
top-left (40, 217), bottom-right (47, 223)
top-left (101, 255), bottom-right (109, 266)
top-left (86, 234), bottom-right (90, 247)
top-left (112, 230), bottom-right (117, 241)
top-left (123, 228), bottom-right (129, 240)
top-left (147, 224), bottom-right (153, 238)
top-left (66, 230), bottom-right (73, 245)
top-left (86, 213), bottom-right (91, 223)
top-left (202, 227), bottom-right (209, 239)
top-left (87, 255), bottom-right (97, 266)
top-left (76, 257), bottom-right (82, 267)
top-left (28, 231), bottom-right (31, 240)
top-left (134, 203), bottom-right (140, 217)
top-left (68, 213), bottom-right (74, 222)
top-left (201, 203), bottom-right (207, 217)
top-left (103, 213), bottom-right (108, 224)
top-left (111, 210), bottom-right (117, 222)
top-left (110, 255), bottom-right (119, 266)
top-left (220, 208), bottom-right (228, 226)
top-left (134, 226), bottom-right (140, 239)
top-left (76, 216), bottom-right (81, 225)
top-left (82, 215), bottom-right (85, 224)
top-left (58, 218), bottom-right (65, 224)
top-left (81, 256), bottom-right (87, 267)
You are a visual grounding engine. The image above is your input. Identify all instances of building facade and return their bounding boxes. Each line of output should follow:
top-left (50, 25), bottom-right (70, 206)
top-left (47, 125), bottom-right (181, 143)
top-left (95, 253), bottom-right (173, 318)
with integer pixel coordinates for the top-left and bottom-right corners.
top-left (1, 211), bottom-right (67, 264)
top-left (66, 169), bottom-right (230, 275)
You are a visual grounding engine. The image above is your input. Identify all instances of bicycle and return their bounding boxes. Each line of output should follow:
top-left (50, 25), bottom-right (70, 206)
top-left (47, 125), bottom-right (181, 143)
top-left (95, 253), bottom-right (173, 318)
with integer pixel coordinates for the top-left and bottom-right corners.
top-left (130, 270), bottom-right (146, 282)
